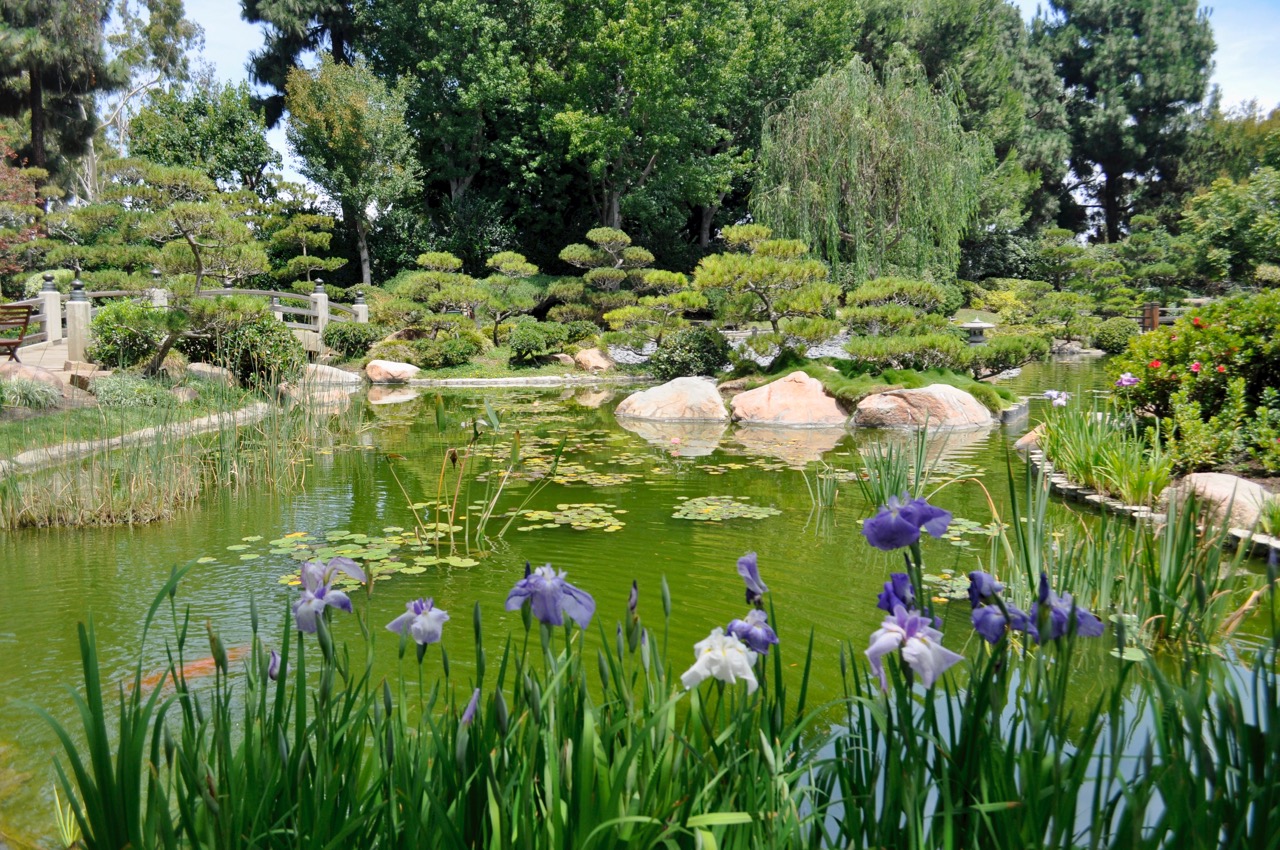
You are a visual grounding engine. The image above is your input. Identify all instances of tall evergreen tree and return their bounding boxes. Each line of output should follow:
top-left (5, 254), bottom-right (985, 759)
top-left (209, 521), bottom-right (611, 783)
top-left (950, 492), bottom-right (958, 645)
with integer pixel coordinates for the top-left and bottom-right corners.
top-left (0, 0), bottom-right (124, 185)
top-left (1037, 0), bottom-right (1214, 242)
top-left (241, 0), bottom-right (356, 127)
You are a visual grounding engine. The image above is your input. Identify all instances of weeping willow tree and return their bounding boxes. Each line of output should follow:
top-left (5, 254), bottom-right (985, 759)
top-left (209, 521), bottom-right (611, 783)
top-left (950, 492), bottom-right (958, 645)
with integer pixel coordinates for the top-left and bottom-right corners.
top-left (754, 60), bottom-right (987, 284)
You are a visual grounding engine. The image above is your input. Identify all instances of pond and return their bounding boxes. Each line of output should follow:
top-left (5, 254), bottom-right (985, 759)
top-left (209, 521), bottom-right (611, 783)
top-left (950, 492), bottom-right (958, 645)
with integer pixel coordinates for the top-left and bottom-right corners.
top-left (0, 356), bottom-right (1266, 844)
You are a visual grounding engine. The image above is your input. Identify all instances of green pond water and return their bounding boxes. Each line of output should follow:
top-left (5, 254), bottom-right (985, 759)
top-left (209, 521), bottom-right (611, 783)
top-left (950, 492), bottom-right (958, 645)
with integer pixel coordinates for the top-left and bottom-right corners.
top-left (0, 357), bottom-right (1267, 844)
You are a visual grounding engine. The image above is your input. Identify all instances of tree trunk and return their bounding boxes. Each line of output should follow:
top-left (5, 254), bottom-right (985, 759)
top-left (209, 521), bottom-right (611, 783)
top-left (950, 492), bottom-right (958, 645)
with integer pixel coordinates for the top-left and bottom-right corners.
top-left (1102, 170), bottom-right (1123, 244)
top-left (29, 65), bottom-right (46, 193)
top-left (605, 193), bottom-right (622, 229)
top-left (355, 218), bottom-right (372, 288)
top-left (699, 205), bottom-right (718, 248)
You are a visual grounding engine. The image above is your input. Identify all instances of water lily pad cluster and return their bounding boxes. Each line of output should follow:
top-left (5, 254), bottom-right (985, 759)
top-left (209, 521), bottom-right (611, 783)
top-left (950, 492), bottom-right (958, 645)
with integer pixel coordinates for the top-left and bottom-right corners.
top-left (513, 503), bottom-right (628, 532)
top-left (672, 496), bottom-right (781, 522)
top-left (203, 526), bottom-right (483, 590)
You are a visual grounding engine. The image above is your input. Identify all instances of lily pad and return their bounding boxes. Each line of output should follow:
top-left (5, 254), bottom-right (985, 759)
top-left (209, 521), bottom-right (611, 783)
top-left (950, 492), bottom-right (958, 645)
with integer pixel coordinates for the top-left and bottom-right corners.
top-left (672, 496), bottom-right (781, 522)
top-left (226, 544), bottom-right (250, 551)
top-left (196, 556), bottom-right (217, 564)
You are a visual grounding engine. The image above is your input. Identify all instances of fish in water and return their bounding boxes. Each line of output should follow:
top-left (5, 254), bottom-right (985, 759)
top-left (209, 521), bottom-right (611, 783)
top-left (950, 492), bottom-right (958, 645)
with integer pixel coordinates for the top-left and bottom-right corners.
top-left (136, 645), bottom-right (249, 691)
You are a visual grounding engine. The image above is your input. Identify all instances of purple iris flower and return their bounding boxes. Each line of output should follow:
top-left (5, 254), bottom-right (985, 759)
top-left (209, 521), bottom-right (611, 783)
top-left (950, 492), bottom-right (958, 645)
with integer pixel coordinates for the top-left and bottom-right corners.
top-left (971, 603), bottom-right (1035, 644)
top-left (877, 572), bottom-right (916, 613)
top-left (1032, 572), bottom-right (1104, 640)
top-left (865, 605), bottom-right (963, 691)
top-left (461, 688), bottom-right (480, 725)
top-left (628, 581), bottom-right (638, 617)
top-left (737, 552), bottom-right (768, 605)
top-left (726, 609), bottom-right (780, 655)
top-left (967, 571), bottom-right (1005, 609)
top-left (1115, 372), bottom-right (1139, 388)
top-left (292, 557), bottom-right (366, 633)
top-left (862, 495), bottom-right (952, 551)
top-left (386, 598), bottom-right (450, 645)
top-left (267, 649), bottom-right (281, 681)
top-left (505, 563), bottom-right (596, 628)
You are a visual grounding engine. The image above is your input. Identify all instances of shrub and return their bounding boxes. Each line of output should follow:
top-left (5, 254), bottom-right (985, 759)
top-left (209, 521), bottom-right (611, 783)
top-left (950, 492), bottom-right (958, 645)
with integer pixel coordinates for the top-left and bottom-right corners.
top-left (367, 341), bottom-right (417, 364)
top-left (508, 321), bottom-right (569, 363)
top-left (2, 377), bottom-right (61, 409)
top-left (179, 313), bottom-right (306, 391)
top-left (844, 333), bottom-right (968, 372)
top-left (1094, 317), bottom-right (1139, 354)
top-left (1111, 290), bottom-right (1280, 418)
top-left (323, 322), bottom-right (387, 360)
top-left (90, 374), bottom-right (175, 408)
top-left (564, 320), bottom-right (599, 345)
top-left (846, 278), bottom-right (957, 315)
top-left (87, 301), bottom-right (165, 368)
top-left (967, 334), bottom-right (1050, 379)
top-left (413, 335), bottom-right (481, 370)
top-left (648, 326), bottom-right (733, 380)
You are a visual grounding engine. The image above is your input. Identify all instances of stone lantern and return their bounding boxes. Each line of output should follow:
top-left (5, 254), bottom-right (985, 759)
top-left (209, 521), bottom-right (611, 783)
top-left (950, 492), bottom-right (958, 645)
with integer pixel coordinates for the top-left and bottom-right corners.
top-left (960, 320), bottom-right (995, 345)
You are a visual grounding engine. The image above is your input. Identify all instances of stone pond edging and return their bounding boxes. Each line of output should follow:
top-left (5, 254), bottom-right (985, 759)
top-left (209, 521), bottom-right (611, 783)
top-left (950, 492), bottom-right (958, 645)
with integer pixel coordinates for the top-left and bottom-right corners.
top-left (408, 375), bottom-right (647, 388)
top-left (1021, 444), bottom-right (1280, 560)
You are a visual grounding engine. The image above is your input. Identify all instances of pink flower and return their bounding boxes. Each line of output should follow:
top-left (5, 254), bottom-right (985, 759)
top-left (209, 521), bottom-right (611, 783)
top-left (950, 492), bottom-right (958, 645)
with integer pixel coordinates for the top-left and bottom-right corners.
top-left (1190, 362), bottom-right (1202, 373)
top-left (670, 437), bottom-right (681, 444)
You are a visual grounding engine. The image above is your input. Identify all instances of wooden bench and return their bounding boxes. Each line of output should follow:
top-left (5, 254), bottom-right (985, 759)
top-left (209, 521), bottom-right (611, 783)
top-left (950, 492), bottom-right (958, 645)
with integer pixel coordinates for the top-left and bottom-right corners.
top-left (0, 304), bottom-right (34, 362)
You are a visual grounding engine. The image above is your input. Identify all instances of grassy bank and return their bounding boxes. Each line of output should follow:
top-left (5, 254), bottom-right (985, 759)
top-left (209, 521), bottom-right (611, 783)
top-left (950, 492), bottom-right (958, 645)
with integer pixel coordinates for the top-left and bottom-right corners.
top-left (0, 379), bottom-right (250, 456)
top-left (0, 390), bottom-right (355, 529)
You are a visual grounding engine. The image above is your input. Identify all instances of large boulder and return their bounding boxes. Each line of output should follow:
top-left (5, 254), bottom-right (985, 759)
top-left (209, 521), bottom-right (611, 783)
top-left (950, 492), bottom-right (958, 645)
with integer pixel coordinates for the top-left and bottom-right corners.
top-left (853, 384), bottom-right (995, 430)
top-left (1014, 423), bottom-right (1045, 452)
top-left (305, 363), bottom-right (364, 387)
top-left (365, 359), bottom-right (421, 383)
top-left (574, 348), bottom-right (615, 372)
top-left (0, 361), bottom-right (66, 395)
top-left (615, 377), bottom-right (729, 421)
top-left (1162, 473), bottom-right (1276, 530)
top-left (730, 371), bottom-right (847, 427)
top-left (187, 362), bottom-right (236, 386)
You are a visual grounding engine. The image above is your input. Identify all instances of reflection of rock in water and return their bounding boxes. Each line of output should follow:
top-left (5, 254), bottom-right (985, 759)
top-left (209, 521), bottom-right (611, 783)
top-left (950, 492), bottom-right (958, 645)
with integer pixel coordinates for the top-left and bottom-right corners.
top-left (368, 386), bottom-right (421, 405)
top-left (573, 389), bottom-right (614, 408)
top-left (731, 425), bottom-right (848, 466)
top-left (617, 417), bottom-right (727, 457)
top-left (853, 425), bottom-right (994, 469)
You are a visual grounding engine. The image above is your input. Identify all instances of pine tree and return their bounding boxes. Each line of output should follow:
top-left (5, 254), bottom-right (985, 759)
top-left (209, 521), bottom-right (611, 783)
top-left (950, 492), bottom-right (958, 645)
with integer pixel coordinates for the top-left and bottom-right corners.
top-left (1038, 0), bottom-right (1214, 241)
top-left (241, 0), bottom-right (356, 127)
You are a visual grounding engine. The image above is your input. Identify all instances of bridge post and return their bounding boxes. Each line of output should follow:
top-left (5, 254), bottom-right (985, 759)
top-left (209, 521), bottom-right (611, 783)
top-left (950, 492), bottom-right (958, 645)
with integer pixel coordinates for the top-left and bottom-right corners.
top-left (65, 278), bottom-right (91, 362)
top-left (40, 272), bottom-right (62, 343)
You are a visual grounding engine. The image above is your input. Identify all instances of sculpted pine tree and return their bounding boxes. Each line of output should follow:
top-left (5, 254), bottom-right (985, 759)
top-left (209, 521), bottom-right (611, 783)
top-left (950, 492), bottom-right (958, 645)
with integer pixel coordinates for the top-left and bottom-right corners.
top-left (557, 227), bottom-right (654, 319)
top-left (693, 224), bottom-right (839, 357)
top-left (479, 252), bottom-right (539, 345)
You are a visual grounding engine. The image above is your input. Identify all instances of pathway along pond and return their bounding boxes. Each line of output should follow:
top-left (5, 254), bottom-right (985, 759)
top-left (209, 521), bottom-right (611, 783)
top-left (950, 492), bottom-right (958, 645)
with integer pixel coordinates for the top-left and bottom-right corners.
top-left (0, 357), bottom-right (1271, 844)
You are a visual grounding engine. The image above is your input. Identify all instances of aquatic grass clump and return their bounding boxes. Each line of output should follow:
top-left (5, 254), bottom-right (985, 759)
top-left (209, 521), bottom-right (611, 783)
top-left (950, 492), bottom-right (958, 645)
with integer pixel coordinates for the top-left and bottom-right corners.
top-left (0, 379), bottom-right (356, 528)
top-left (1037, 399), bottom-right (1173, 506)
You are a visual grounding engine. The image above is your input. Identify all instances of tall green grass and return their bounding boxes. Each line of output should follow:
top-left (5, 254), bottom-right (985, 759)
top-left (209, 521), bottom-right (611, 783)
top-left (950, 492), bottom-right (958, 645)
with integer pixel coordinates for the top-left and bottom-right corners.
top-left (0, 376), bottom-right (355, 528)
top-left (1038, 404), bottom-right (1173, 506)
